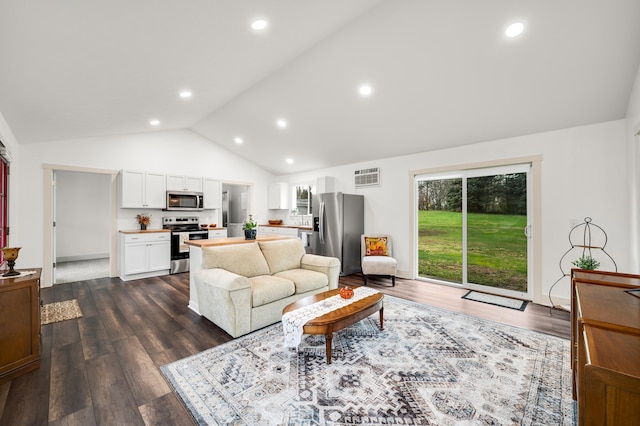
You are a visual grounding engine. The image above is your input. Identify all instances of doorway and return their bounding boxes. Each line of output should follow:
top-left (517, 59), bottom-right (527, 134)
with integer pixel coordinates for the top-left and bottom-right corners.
top-left (222, 183), bottom-right (250, 237)
top-left (42, 165), bottom-right (118, 288)
top-left (415, 163), bottom-right (532, 300)
top-left (54, 170), bottom-right (111, 283)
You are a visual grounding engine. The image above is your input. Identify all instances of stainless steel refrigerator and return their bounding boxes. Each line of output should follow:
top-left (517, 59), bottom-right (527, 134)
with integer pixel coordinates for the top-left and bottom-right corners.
top-left (311, 192), bottom-right (364, 275)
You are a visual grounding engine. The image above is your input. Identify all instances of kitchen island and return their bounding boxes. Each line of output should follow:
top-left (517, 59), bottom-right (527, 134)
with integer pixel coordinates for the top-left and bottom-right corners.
top-left (185, 235), bottom-right (295, 314)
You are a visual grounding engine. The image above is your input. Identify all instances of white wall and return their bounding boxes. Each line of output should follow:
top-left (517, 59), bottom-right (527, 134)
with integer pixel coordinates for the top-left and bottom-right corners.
top-left (277, 120), bottom-right (630, 305)
top-left (625, 64), bottom-right (640, 271)
top-left (15, 129), bottom-right (273, 271)
top-left (55, 170), bottom-right (111, 260)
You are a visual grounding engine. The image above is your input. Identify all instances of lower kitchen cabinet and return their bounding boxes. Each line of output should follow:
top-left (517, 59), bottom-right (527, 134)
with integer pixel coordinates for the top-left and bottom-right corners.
top-left (258, 226), bottom-right (299, 237)
top-left (208, 229), bottom-right (227, 239)
top-left (119, 231), bottom-right (170, 281)
top-left (0, 269), bottom-right (41, 384)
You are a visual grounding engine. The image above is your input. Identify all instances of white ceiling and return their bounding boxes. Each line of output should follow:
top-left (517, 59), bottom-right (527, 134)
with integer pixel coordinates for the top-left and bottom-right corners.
top-left (2, 0), bottom-right (640, 174)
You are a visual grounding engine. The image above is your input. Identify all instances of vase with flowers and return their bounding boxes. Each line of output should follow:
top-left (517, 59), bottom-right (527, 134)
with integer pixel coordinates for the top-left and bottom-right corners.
top-left (136, 213), bottom-right (151, 230)
top-left (243, 214), bottom-right (257, 240)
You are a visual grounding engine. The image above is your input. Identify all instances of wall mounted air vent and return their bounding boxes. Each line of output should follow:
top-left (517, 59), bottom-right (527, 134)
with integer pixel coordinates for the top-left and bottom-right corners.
top-left (354, 167), bottom-right (380, 187)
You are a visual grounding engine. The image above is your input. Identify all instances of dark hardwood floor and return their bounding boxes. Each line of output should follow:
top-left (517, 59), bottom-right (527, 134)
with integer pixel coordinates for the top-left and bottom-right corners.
top-left (0, 273), bottom-right (570, 425)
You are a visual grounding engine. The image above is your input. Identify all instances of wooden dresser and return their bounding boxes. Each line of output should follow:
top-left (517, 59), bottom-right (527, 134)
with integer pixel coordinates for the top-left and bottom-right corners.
top-left (571, 269), bottom-right (640, 425)
top-left (0, 269), bottom-right (41, 384)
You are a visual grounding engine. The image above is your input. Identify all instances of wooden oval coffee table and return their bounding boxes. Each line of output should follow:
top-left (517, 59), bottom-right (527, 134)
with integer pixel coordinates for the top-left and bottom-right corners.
top-left (282, 288), bottom-right (384, 364)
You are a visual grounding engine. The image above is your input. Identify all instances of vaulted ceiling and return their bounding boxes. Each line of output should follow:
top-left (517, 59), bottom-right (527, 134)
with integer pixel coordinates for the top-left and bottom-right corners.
top-left (1, 0), bottom-right (639, 174)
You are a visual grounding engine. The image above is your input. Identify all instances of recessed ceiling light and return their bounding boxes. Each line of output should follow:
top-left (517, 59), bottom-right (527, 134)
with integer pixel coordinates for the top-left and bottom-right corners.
top-left (505, 22), bottom-right (524, 38)
top-left (359, 84), bottom-right (373, 97)
top-left (251, 19), bottom-right (268, 31)
top-left (150, 119), bottom-right (160, 126)
top-left (276, 119), bottom-right (287, 128)
top-left (234, 137), bottom-right (243, 144)
top-left (286, 158), bottom-right (294, 164)
top-left (179, 90), bottom-right (192, 98)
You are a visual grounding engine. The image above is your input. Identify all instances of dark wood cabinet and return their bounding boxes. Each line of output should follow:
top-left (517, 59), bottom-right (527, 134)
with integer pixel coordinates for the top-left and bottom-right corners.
top-left (0, 268), bottom-right (41, 384)
top-left (571, 269), bottom-right (640, 426)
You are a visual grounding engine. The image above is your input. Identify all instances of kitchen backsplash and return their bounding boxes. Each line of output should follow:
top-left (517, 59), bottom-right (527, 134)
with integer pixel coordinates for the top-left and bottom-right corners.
top-left (268, 211), bottom-right (312, 226)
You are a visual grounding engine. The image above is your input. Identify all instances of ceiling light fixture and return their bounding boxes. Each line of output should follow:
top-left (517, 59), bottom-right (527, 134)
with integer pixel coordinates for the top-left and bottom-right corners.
top-left (251, 19), bottom-right (268, 31)
top-left (276, 119), bottom-right (287, 128)
top-left (286, 158), bottom-right (294, 164)
top-left (505, 22), bottom-right (524, 38)
top-left (234, 137), bottom-right (243, 144)
top-left (179, 90), bottom-right (192, 98)
top-left (150, 119), bottom-right (160, 126)
top-left (359, 84), bottom-right (373, 96)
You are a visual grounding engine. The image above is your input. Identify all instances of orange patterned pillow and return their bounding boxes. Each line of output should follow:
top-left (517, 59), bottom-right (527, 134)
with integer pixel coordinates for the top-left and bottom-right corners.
top-left (365, 237), bottom-right (388, 256)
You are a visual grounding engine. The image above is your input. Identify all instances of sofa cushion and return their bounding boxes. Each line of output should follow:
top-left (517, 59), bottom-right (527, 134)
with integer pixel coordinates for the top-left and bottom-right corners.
top-left (274, 269), bottom-right (328, 294)
top-left (202, 242), bottom-right (270, 278)
top-left (258, 239), bottom-right (306, 274)
top-left (249, 275), bottom-right (296, 307)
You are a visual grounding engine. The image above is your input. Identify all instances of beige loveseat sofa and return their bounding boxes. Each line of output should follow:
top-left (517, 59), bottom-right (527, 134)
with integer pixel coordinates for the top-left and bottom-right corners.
top-left (193, 238), bottom-right (340, 338)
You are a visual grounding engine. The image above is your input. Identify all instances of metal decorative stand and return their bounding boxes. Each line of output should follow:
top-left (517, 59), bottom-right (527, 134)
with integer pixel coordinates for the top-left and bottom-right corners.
top-left (548, 217), bottom-right (617, 314)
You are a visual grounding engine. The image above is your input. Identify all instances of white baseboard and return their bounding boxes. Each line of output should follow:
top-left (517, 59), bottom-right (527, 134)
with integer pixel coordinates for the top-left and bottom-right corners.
top-left (56, 253), bottom-right (109, 263)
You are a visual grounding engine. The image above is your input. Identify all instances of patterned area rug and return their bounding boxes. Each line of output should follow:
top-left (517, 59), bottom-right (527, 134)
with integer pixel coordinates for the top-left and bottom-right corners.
top-left (162, 296), bottom-right (573, 425)
top-left (462, 290), bottom-right (529, 311)
top-left (41, 299), bottom-right (83, 325)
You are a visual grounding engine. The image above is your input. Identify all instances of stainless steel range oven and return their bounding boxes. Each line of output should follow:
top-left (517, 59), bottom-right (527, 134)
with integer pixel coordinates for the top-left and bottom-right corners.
top-left (162, 216), bottom-right (208, 274)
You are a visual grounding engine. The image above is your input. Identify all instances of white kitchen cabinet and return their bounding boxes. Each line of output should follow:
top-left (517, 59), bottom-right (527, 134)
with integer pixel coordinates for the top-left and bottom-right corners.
top-left (317, 176), bottom-right (335, 194)
top-left (268, 182), bottom-right (289, 209)
top-left (258, 226), bottom-right (298, 237)
top-left (119, 232), bottom-right (171, 281)
top-left (203, 178), bottom-right (222, 209)
top-left (120, 170), bottom-right (166, 208)
top-left (166, 174), bottom-right (203, 192)
top-left (208, 229), bottom-right (227, 239)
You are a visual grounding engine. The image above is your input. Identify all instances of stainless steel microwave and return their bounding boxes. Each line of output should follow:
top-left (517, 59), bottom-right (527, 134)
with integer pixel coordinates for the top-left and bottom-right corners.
top-left (165, 191), bottom-right (204, 211)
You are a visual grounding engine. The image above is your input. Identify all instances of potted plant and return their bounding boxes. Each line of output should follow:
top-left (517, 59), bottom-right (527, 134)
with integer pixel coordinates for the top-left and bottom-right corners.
top-left (243, 214), bottom-right (257, 240)
top-left (572, 255), bottom-right (600, 270)
top-left (136, 213), bottom-right (151, 230)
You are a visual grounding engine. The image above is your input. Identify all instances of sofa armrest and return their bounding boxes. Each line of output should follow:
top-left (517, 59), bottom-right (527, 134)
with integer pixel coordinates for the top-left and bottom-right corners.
top-left (300, 254), bottom-right (341, 289)
top-left (193, 268), bottom-right (252, 337)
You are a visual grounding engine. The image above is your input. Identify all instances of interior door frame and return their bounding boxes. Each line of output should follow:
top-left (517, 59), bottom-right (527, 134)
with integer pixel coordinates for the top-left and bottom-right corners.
top-left (42, 164), bottom-right (119, 288)
top-left (409, 155), bottom-right (544, 304)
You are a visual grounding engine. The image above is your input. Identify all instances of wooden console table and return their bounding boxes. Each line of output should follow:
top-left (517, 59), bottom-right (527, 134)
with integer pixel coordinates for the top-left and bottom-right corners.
top-left (571, 269), bottom-right (640, 425)
top-left (0, 269), bottom-right (41, 384)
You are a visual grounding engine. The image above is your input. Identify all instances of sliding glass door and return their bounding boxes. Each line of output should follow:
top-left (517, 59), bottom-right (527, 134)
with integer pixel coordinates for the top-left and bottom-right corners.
top-left (416, 164), bottom-right (531, 299)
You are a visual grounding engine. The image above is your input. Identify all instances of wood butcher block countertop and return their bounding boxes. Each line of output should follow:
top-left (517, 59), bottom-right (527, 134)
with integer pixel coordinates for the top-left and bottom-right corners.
top-left (185, 235), bottom-right (295, 248)
top-left (119, 229), bottom-right (171, 234)
top-left (261, 224), bottom-right (313, 230)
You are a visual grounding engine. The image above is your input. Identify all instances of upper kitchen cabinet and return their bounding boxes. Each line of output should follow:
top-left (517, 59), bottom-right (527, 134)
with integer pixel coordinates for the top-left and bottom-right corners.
top-left (316, 176), bottom-right (335, 194)
top-left (166, 174), bottom-right (203, 192)
top-left (268, 182), bottom-right (289, 210)
top-left (120, 170), bottom-right (166, 209)
top-left (202, 178), bottom-right (222, 209)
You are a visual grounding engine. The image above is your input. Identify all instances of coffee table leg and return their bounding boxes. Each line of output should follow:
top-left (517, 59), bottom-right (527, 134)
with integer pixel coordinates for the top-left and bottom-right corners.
top-left (379, 306), bottom-right (384, 330)
top-left (325, 332), bottom-right (333, 364)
